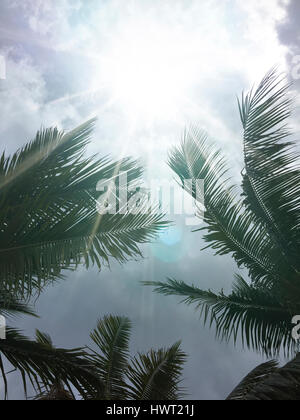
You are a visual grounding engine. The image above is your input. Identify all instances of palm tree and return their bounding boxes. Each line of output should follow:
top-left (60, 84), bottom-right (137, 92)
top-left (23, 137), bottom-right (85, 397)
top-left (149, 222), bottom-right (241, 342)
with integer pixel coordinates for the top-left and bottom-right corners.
top-left (227, 354), bottom-right (300, 400)
top-left (0, 314), bottom-right (186, 400)
top-left (85, 315), bottom-right (187, 400)
top-left (0, 297), bottom-right (105, 400)
top-left (0, 328), bottom-right (106, 400)
top-left (145, 69), bottom-right (300, 357)
top-left (0, 119), bottom-right (167, 299)
top-left (5, 304), bottom-right (299, 401)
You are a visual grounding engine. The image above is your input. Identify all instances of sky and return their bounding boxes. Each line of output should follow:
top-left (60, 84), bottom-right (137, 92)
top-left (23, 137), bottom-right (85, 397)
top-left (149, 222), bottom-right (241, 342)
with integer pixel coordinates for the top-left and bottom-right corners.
top-left (0, 0), bottom-right (299, 400)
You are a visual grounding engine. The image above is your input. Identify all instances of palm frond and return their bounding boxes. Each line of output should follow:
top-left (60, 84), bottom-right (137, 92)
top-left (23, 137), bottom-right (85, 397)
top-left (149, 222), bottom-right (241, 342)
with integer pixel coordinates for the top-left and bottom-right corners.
top-left (0, 119), bottom-right (167, 298)
top-left (89, 315), bottom-right (131, 400)
top-left (239, 68), bottom-right (300, 271)
top-left (226, 360), bottom-right (278, 400)
top-left (0, 291), bottom-right (37, 319)
top-left (227, 354), bottom-right (300, 400)
top-left (35, 384), bottom-right (75, 400)
top-left (144, 276), bottom-right (296, 357)
top-left (35, 330), bottom-right (53, 348)
top-left (0, 328), bottom-right (104, 400)
top-left (169, 128), bottom-right (286, 286)
top-left (155, 71), bottom-right (300, 357)
top-left (126, 342), bottom-right (187, 400)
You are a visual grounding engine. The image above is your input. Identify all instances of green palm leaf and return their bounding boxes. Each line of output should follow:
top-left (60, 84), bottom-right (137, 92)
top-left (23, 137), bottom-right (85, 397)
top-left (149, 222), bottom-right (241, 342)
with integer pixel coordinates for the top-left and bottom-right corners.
top-left (239, 69), bottom-right (300, 270)
top-left (1, 315), bottom-right (186, 401)
top-left (226, 360), bottom-right (278, 400)
top-left (126, 342), bottom-right (186, 400)
top-left (144, 276), bottom-right (296, 357)
top-left (147, 70), bottom-right (300, 356)
top-left (0, 119), bottom-right (167, 298)
top-left (0, 291), bottom-right (37, 319)
top-left (169, 128), bottom-right (286, 286)
top-left (85, 315), bottom-right (186, 401)
top-left (0, 328), bottom-right (104, 400)
top-left (89, 315), bottom-right (131, 400)
top-left (227, 354), bottom-right (300, 400)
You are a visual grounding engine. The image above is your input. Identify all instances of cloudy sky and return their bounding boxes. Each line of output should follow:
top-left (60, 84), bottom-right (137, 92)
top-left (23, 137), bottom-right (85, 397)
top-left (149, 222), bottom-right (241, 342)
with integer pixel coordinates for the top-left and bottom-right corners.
top-left (0, 0), bottom-right (299, 400)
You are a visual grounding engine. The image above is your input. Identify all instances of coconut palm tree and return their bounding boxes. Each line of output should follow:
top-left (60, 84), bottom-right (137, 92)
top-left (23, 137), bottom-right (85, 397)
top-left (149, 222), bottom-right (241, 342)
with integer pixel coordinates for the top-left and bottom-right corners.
top-left (227, 354), bottom-right (300, 400)
top-left (81, 315), bottom-right (186, 400)
top-left (0, 297), bottom-right (105, 400)
top-left (0, 328), bottom-right (105, 400)
top-left (145, 69), bottom-right (300, 357)
top-left (0, 313), bottom-right (186, 400)
top-left (33, 315), bottom-right (300, 401)
top-left (5, 303), bottom-right (299, 401)
top-left (0, 119), bottom-right (167, 299)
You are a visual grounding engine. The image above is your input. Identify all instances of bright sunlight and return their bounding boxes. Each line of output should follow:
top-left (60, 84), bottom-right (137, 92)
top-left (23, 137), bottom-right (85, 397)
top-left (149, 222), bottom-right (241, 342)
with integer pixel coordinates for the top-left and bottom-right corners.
top-left (95, 21), bottom-right (199, 124)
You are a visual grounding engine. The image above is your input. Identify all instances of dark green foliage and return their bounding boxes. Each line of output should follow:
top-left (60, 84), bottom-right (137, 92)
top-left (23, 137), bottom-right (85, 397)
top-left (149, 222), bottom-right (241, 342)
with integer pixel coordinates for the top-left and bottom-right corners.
top-left (0, 314), bottom-right (186, 400)
top-left (87, 315), bottom-right (187, 400)
top-left (0, 328), bottom-right (104, 400)
top-left (126, 342), bottom-right (186, 400)
top-left (227, 354), bottom-right (300, 400)
top-left (88, 315), bottom-right (132, 399)
top-left (146, 70), bottom-right (300, 356)
top-left (0, 119), bottom-right (167, 298)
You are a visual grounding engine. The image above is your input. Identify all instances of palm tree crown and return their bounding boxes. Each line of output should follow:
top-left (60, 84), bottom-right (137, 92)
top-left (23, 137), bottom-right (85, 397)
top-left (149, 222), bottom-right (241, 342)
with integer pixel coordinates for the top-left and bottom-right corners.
top-left (227, 354), bottom-right (300, 400)
top-left (146, 70), bottom-right (300, 357)
top-left (87, 315), bottom-right (187, 400)
top-left (0, 119), bottom-right (167, 299)
top-left (0, 312), bottom-right (186, 400)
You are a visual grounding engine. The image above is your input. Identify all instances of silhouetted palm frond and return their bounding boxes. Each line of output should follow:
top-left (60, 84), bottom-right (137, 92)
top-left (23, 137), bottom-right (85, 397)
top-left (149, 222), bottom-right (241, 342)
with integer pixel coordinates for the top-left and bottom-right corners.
top-left (239, 69), bottom-right (300, 271)
top-left (0, 290), bottom-right (37, 318)
top-left (89, 315), bottom-right (131, 400)
top-left (0, 328), bottom-right (104, 400)
top-left (147, 70), bottom-right (300, 356)
top-left (0, 119), bottom-right (167, 298)
top-left (85, 315), bottom-right (187, 401)
top-left (127, 342), bottom-right (186, 400)
top-left (145, 276), bottom-right (296, 357)
top-left (227, 354), bottom-right (300, 400)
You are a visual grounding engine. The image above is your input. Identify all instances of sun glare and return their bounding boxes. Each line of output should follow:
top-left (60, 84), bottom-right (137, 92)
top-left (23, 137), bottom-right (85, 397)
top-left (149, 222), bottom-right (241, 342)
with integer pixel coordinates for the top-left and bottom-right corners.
top-left (96, 24), bottom-right (197, 124)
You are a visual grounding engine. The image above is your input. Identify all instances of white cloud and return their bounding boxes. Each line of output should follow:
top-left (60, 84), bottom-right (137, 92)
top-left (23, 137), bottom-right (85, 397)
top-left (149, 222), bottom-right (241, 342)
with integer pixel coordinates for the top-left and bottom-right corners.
top-left (0, 0), bottom-right (292, 163)
top-left (0, 50), bottom-right (83, 154)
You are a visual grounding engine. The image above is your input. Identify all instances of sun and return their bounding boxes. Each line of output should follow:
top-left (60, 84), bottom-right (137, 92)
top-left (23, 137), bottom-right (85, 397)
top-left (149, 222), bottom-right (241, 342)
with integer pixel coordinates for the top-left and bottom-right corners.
top-left (95, 22), bottom-right (196, 124)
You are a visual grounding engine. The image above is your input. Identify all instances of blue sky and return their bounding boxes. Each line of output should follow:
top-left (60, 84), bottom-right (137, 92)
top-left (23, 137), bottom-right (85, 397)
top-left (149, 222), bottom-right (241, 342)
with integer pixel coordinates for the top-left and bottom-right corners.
top-left (0, 0), bottom-right (299, 399)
